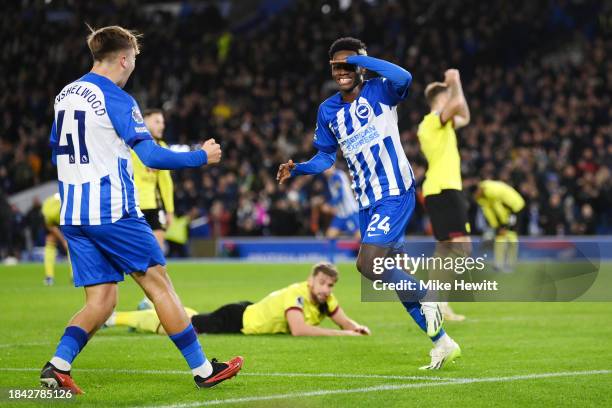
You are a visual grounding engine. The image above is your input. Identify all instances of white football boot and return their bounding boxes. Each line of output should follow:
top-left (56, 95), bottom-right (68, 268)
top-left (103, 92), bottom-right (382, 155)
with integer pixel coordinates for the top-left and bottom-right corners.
top-left (419, 334), bottom-right (461, 370)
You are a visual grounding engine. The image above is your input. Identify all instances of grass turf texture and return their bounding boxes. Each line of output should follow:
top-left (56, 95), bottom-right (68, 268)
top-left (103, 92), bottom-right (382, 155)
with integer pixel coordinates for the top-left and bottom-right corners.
top-left (1, 262), bottom-right (611, 407)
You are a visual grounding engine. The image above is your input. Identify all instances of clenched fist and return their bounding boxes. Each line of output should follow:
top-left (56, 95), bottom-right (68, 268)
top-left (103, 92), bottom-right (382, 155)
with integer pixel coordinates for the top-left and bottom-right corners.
top-left (202, 138), bottom-right (222, 164)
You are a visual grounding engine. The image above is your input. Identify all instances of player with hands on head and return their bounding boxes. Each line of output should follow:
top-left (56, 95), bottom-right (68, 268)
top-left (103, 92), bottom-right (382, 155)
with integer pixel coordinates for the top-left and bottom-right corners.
top-left (417, 68), bottom-right (472, 322)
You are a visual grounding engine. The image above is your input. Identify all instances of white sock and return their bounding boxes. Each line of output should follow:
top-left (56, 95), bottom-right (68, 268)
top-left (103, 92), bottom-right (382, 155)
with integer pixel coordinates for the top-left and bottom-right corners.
top-left (50, 357), bottom-right (71, 372)
top-left (434, 333), bottom-right (452, 348)
top-left (105, 312), bottom-right (116, 327)
top-left (192, 359), bottom-right (213, 378)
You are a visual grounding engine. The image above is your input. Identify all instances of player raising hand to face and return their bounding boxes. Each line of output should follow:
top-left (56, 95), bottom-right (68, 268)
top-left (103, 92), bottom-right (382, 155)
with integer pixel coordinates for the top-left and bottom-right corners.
top-left (278, 37), bottom-right (461, 370)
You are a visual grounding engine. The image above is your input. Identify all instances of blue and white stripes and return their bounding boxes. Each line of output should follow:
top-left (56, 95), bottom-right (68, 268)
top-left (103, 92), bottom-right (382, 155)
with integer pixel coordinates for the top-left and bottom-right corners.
top-left (58, 161), bottom-right (142, 226)
top-left (314, 78), bottom-right (415, 209)
top-left (328, 169), bottom-right (358, 218)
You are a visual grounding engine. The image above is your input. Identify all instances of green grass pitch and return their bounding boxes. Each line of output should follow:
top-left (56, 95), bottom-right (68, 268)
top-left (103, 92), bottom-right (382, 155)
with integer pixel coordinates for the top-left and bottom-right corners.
top-left (1, 262), bottom-right (611, 407)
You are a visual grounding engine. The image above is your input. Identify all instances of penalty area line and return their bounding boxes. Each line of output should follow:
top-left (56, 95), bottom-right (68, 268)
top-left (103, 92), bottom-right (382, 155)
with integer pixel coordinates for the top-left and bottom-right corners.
top-left (141, 369), bottom-right (612, 408)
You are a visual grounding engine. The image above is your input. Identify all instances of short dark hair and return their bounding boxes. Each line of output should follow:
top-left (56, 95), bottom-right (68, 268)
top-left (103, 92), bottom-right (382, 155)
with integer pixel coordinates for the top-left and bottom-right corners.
top-left (424, 82), bottom-right (449, 107)
top-left (143, 108), bottom-right (163, 118)
top-left (328, 37), bottom-right (367, 59)
top-left (86, 24), bottom-right (141, 62)
top-left (311, 262), bottom-right (339, 281)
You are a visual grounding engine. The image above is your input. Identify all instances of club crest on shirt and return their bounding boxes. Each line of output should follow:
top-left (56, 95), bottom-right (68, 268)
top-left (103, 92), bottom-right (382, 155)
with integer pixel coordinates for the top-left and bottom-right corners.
top-left (296, 296), bottom-right (305, 308)
top-left (356, 102), bottom-right (372, 119)
top-left (132, 106), bottom-right (144, 124)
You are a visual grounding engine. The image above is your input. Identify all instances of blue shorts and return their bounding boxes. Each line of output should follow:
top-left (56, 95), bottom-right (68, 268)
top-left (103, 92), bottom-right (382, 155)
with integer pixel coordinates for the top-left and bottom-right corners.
top-left (330, 213), bottom-right (359, 235)
top-left (61, 217), bottom-right (166, 287)
top-left (359, 187), bottom-right (416, 247)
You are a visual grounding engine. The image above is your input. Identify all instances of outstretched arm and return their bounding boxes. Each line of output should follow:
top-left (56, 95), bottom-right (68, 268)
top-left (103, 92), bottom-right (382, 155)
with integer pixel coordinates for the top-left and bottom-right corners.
top-left (286, 309), bottom-right (361, 336)
top-left (329, 307), bottom-right (371, 335)
top-left (133, 138), bottom-right (221, 170)
top-left (276, 150), bottom-right (336, 184)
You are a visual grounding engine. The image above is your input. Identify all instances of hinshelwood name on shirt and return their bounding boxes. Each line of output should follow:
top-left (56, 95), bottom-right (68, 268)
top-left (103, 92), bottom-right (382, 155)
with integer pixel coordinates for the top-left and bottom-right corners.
top-left (372, 279), bottom-right (499, 292)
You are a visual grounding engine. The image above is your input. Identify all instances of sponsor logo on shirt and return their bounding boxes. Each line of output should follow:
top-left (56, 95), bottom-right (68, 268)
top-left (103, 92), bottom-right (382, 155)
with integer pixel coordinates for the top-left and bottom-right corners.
top-left (339, 124), bottom-right (381, 154)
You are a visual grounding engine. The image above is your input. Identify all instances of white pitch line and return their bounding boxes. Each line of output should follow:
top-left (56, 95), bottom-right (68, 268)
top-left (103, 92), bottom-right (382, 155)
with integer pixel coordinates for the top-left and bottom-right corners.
top-left (0, 367), bottom-right (458, 382)
top-left (140, 369), bottom-right (612, 408)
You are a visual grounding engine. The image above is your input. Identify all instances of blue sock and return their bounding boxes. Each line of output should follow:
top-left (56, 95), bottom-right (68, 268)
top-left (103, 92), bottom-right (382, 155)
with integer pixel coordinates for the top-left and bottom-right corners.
top-left (53, 326), bottom-right (89, 365)
top-left (383, 267), bottom-right (443, 342)
top-left (169, 323), bottom-right (206, 370)
top-left (382, 267), bottom-right (426, 304)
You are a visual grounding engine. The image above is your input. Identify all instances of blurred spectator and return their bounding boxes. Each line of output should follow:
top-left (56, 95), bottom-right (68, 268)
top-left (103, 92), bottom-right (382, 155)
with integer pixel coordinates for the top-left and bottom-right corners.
top-left (0, 0), bottom-right (610, 251)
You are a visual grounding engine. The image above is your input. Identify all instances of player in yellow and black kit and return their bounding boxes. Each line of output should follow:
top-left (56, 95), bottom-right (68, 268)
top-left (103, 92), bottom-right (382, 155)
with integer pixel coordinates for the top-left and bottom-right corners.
top-left (131, 108), bottom-right (174, 249)
top-left (105, 263), bottom-right (370, 336)
top-left (417, 69), bottom-right (471, 321)
top-left (474, 180), bottom-right (525, 272)
top-left (41, 194), bottom-right (72, 286)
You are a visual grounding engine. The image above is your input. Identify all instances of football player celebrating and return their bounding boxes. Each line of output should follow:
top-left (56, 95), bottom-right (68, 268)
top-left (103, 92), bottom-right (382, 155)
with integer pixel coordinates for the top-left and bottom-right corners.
top-left (277, 37), bottom-right (460, 370)
top-left (41, 25), bottom-right (241, 393)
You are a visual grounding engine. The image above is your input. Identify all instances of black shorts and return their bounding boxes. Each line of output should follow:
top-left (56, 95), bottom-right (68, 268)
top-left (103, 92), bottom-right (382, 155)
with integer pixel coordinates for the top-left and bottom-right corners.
top-left (191, 301), bottom-right (253, 334)
top-left (425, 189), bottom-right (470, 241)
top-left (142, 209), bottom-right (165, 231)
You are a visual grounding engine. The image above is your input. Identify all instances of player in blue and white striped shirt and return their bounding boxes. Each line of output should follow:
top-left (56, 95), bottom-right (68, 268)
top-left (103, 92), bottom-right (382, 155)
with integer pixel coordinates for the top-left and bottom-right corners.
top-left (323, 167), bottom-right (359, 238)
top-left (40, 25), bottom-right (242, 393)
top-left (277, 37), bottom-right (460, 370)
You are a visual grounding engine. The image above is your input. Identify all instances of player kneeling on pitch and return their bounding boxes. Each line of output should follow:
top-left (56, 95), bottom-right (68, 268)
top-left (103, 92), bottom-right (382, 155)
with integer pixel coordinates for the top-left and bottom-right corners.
top-left (473, 180), bottom-right (525, 272)
top-left (106, 263), bottom-right (371, 336)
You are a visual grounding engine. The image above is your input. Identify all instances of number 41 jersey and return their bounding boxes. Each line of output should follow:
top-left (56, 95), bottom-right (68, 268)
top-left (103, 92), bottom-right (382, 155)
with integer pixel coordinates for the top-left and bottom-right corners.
top-left (49, 72), bottom-right (153, 226)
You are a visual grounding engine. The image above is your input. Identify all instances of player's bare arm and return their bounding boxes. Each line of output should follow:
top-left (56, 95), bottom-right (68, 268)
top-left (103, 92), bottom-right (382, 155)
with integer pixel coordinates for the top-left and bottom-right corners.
top-left (440, 69), bottom-right (470, 129)
top-left (330, 307), bottom-right (371, 335)
top-left (286, 309), bottom-right (360, 336)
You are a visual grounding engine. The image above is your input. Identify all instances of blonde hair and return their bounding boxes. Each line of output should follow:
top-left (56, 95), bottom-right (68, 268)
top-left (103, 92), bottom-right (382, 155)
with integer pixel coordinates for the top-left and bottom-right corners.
top-left (311, 262), bottom-right (339, 281)
top-left (86, 24), bottom-right (141, 62)
top-left (424, 82), bottom-right (448, 107)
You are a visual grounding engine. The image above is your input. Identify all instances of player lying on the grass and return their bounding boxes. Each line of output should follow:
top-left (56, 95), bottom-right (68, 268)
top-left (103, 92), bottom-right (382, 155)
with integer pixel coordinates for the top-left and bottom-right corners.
top-left (41, 25), bottom-right (242, 394)
top-left (473, 180), bottom-right (525, 272)
top-left (417, 69), bottom-right (473, 322)
top-left (277, 37), bottom-right (460, 370)
top-left (106, 262), bottom-right (371, 336)
top-left (41, 193), bottom-right (72, 286)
